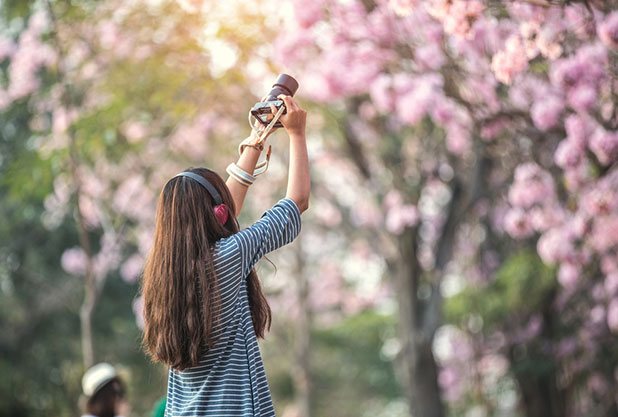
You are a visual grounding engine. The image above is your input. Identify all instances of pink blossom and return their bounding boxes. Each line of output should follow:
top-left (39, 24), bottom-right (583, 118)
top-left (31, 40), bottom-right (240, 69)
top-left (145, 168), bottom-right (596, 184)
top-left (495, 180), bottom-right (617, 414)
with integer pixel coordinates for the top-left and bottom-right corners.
top-left (563, 161), bottom-right (591, 191)
top-left (607, 299), bottom-right (618, 333)
top-left (565, 5), bottom-right (596, 39)
top-left (554, 138), bottom-right (584, 168)
top-left (564, 114), bottom-right (592, 144)
top-left (507, 2), bottom-right (546, 23)
top-left (589, 129), bottom-right (618, 166)
top-left (477, 354), bottom-right (509, 377)
top-left (429, 0), bottom-right (484, 38)
top-left (367, 9), bottom-right (398, 46)
top-left (461, 77), bottom-right (500, 112)
top-left (350, 198), bottom-right (382, 228)
top-left (120, 254), bottom-right (144, 283)
top-left (568, 214), bottom-right (588, 238)
top-left (92, 234), bottom-right (122, 280)
top-left (122, 121), bottom-right (147, 143)
top-left (604, 273), bottom-right (618, 296)
top-left (589, 215), bottom-right (618, 253)
top-left (293, 0), bottom-right (324, 28)
top-left (310, 261), bottom-right (344, 311)
top-left (567, 83), bottom-right (597, 112)
top-left (389, 0), bottom-right (417, 16)
top-left (504, 208), bottom-right (534, 238)
top-left (480, 118), bottom-right (509, 141)
top-left (445, 123), bottom-right (470, 155)
top-left (529, 206), bottom-right (563, 232)
top-left (303, 43), bottom-right (392, 102)
top-left (313, 199), bottom-right (343, 227)
top-left (551, 44), bottom-right (607, 89)
top-left (415, 44), bottom-right (445, 70)
top-left (491, 35), bottom-right (528, 84)
top-left (508, 163), bottom-right (555, 208)
top-left (598, 11), bottom-right (618, 50)
top-left (395, 74), bottom-right (442, 126)
top-left (28, 11), bottom-right (48, 34)
top-left (272, 30), bottom-right (315, 68)
top-left (582, 187), bottom-right (617, 216)
top-left (79, 194), bottom-right (101, 228)
top-left (530, 95), bottom-right (564, 131)
top-left (508, 74), bottom-right (547, 109)
top-left (7, 28), bottom-right (56, 100)
top-left (370, 74), bottom-right (394, 113)
top-left (113, 176), bottom-right (154, 221)
top-left (0, 37), bottom-right (15, 61)
top-left (52, 107), bottom-right (78, 134)
top-left (170, 121), bottom-right (209, 159)
top-left (61, 247), bottom-right (88, 276)
top-left (430, 98), bottom-right (456, 124)
top-left (397, 88), bottom-right (429, 125)
top-left (535, 27), bottom-right (563, 60)
top-left (385, 204), bottom-right (419, 234)
top-left (590, 306), bottom-right (606, 325)
top-left (438, 367), bottom-right (463, 402)
top-left (558, 262), bottom-right (579, 288)
top-left (537, 228), bottom-right (574, 264)
top-left (601, 255), bottom-right (618, 275)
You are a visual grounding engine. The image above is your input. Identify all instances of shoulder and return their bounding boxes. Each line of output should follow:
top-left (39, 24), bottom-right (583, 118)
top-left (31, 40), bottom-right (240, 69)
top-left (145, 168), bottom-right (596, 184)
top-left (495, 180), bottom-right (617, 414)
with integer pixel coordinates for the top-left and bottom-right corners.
top-left (213, 234), bottom-right (241, 261)
top-left (258, 197), bottom-right (302, 230)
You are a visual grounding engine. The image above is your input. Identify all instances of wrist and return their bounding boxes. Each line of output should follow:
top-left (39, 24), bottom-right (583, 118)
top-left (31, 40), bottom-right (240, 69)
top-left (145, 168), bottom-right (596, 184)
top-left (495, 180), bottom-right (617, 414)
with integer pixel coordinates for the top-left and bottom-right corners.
top-left (287, 130), bottom-right (306, 140)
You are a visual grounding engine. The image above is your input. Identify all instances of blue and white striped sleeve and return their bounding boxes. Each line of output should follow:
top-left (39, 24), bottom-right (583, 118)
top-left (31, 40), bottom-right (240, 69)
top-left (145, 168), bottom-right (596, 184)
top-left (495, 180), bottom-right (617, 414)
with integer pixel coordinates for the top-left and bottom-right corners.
top-left (232, 198), bottom-right (302, 277)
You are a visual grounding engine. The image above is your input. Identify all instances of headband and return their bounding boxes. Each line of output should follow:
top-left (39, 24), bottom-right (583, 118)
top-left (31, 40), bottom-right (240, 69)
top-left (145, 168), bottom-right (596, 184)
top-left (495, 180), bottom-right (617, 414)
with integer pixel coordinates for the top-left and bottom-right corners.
top-left (174, 171), bottom-right (222, 205)
top-left (174, 170), bottom-right (228, 224)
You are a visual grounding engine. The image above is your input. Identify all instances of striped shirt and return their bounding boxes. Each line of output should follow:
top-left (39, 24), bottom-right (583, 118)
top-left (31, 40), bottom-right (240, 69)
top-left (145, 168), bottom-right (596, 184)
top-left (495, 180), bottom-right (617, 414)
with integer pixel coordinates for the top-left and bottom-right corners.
top-left (165, 198), bottom-right (302, 417)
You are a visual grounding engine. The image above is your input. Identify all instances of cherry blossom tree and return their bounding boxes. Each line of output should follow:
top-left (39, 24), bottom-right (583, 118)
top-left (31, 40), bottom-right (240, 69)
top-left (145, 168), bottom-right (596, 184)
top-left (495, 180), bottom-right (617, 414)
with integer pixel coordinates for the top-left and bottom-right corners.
top-left (270, 0), bottom-right (618, 416)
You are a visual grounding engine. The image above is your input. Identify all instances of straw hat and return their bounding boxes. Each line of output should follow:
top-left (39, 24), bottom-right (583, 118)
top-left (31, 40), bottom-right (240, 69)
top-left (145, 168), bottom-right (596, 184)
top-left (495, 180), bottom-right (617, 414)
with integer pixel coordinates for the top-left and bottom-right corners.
top-left (82, 363), bottom-right (117, 397)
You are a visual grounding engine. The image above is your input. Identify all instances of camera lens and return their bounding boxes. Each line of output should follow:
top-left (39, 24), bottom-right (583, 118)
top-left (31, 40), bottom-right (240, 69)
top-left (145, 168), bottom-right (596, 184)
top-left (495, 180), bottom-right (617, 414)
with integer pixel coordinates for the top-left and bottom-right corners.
top-left (266, 74), bottom-right (299, 102)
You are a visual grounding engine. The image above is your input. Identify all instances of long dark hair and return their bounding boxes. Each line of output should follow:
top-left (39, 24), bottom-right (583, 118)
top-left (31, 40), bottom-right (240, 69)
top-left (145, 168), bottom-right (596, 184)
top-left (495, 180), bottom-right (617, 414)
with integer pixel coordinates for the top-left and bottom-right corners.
top-left (85, 377), bottom-right (125, 417)
top-left (141, 168), bottom-right (271, 371)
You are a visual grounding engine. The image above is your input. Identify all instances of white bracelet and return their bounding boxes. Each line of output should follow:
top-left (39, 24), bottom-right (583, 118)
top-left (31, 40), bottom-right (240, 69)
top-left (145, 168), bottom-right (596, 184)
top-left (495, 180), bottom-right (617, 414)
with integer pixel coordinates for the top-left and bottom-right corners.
top-left (226, 163), bottom-right (255, 186)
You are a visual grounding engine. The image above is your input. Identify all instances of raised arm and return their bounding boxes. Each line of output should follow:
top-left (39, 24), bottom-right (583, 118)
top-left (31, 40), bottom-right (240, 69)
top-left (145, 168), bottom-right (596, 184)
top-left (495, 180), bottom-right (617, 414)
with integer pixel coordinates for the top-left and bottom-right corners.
top-left (278, 95), bottom-right (309, 214)
top-left (227, 96), bottom-right (309, 216)
top-left (225, 130), bottom-right (262, 217)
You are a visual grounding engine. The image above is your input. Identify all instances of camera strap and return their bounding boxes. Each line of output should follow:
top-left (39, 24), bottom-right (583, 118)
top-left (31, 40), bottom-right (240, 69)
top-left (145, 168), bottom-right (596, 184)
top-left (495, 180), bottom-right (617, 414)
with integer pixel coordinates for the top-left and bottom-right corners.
top-left (239, 105), bottom-right (285, 177)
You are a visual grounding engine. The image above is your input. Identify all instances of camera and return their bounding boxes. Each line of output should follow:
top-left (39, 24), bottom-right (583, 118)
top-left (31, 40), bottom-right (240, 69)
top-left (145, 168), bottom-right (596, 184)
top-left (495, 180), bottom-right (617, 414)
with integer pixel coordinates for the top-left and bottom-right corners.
top-left (250, 74), bottom-right (299, 128)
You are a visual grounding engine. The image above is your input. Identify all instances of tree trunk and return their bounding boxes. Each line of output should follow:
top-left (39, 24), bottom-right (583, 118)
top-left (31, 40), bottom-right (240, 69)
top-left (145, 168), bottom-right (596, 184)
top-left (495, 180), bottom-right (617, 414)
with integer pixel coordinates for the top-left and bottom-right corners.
top-left (510, 352), bottom-right (565, 417)
top-left (392, 228), bottom-right (444, 417)
top-left (80, 298), bottom-right (95, 369)
top-left (293, 237), bottom-right (312, 417)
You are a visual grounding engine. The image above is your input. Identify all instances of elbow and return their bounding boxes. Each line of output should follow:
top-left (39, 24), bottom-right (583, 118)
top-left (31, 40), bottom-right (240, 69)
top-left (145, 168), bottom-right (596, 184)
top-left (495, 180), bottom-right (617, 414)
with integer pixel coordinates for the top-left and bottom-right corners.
top-left (298, 199), bottom-right (309, 214)
top-left (295, 195), bottom-right (310, 214)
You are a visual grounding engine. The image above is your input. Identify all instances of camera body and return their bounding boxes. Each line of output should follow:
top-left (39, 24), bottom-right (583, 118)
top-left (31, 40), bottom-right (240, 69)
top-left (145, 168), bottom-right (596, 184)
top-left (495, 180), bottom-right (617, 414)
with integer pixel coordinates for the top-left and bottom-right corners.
top-left (250, 74), bottom-right (299, 128)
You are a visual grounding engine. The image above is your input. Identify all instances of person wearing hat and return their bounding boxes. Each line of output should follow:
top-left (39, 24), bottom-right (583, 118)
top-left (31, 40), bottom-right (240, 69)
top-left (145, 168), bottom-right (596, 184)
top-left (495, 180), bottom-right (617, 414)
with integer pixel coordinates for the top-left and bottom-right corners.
top-left (81, 363), bottom-right (130, 417)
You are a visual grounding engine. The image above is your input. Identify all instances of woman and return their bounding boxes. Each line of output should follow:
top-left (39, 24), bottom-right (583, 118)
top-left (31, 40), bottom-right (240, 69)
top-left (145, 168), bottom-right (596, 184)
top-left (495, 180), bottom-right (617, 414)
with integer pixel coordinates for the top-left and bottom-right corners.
top-left (141, 95), bottom-right (309, 416)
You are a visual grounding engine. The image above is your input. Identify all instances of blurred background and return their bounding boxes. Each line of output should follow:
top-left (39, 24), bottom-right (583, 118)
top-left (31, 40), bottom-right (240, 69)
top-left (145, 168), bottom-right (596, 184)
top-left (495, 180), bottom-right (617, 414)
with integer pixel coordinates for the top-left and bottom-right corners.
top-left (1, 0), bottom-right (617, 416)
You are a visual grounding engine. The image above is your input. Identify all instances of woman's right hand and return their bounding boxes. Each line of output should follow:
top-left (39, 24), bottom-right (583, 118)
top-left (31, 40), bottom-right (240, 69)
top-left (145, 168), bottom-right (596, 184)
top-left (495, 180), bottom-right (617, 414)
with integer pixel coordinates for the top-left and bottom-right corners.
top-left (276, 95), bottom-right (306, 137)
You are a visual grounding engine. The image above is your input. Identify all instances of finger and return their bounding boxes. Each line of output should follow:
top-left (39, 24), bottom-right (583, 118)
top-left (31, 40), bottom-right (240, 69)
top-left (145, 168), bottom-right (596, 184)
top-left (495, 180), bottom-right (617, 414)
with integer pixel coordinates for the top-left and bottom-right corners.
top-left (286, 95), bottom-right (301, 111)
top-left (277, 94), bottom-right (296, 110)
top-left (269, 103), bottom-right (278, 114)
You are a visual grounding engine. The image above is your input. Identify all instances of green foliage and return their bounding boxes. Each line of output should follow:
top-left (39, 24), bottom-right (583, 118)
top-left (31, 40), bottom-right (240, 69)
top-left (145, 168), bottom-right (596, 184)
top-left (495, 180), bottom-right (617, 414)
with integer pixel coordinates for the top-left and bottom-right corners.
top-left (445, 249), bottom-right (556, 328)
top-left (310, 310), bottom-right (403, 417)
